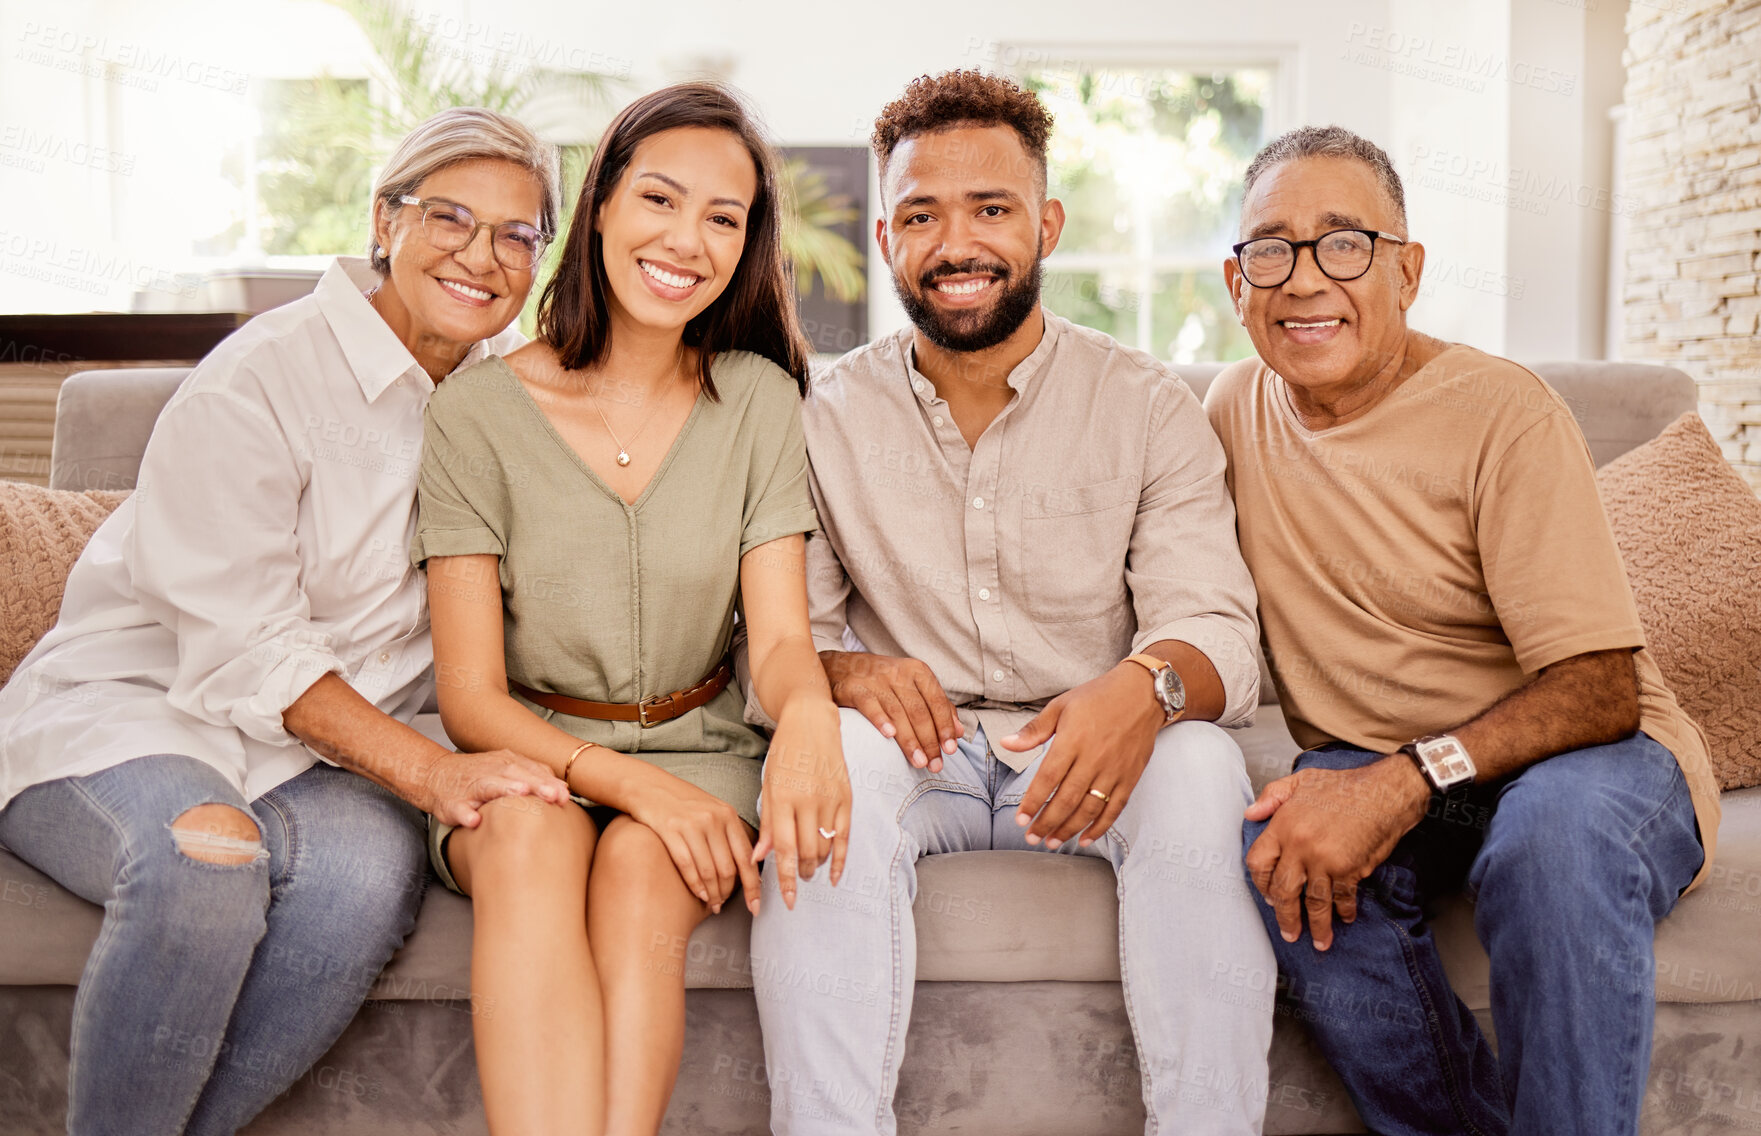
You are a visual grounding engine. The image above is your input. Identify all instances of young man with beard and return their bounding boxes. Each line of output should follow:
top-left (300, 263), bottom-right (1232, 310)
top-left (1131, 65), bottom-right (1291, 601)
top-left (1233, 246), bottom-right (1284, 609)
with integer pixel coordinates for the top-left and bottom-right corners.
top-left (748, 70), bottom-right (1273, 1135)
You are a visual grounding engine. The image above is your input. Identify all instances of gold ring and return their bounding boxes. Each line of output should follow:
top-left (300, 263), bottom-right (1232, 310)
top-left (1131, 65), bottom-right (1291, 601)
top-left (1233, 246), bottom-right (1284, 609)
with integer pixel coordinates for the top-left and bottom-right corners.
top-left (1087, 787), bottom-right (1110, 804)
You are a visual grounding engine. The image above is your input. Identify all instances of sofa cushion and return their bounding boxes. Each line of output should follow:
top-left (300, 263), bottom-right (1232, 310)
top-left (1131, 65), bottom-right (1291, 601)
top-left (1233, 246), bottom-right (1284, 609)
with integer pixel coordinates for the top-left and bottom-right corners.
top-left (0, 848), bottom-right (102, 984)
top-left (1598, 412), bottom-right (1761, 790)
top-left (0, 482), bottom-right (129, 685)
top-left (48, 368), bottom-right (189, 493)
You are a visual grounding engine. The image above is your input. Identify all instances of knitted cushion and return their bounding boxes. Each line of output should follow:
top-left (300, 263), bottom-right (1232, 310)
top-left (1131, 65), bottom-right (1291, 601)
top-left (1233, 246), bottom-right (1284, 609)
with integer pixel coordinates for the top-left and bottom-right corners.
top-left (1598, 413), bottom-right (1761, 791)
top-left (0, 483), bottom-right (129, 686)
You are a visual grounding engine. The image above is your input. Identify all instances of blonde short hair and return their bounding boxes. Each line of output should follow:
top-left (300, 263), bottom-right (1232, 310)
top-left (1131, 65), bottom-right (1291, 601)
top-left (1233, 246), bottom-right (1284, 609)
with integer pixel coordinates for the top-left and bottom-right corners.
top-left (368, 107), bottom-right (562, 274)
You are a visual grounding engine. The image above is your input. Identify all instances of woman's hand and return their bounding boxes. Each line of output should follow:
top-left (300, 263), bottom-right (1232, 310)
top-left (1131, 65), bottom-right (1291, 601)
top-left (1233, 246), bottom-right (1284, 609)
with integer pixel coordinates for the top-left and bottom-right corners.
top-left (624, 772), bottom-right (764, 915)
top-left (421, 749), bottom-right (571, 829)
top-left (755, 699), bottom-right (851, 910)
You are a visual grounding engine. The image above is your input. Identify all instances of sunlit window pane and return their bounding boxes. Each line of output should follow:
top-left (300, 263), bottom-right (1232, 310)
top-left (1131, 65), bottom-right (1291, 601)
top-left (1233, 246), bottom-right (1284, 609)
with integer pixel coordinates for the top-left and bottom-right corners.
top-left (1025, 63), bottom-right (1270, 362)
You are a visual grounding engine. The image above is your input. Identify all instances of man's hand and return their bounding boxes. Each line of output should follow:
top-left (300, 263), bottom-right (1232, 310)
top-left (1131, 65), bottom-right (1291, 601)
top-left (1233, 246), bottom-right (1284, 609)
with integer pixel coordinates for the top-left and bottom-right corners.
top-left (821, 650), bottom-right (963, 771)
top-left (1000, 662), bottom-right (1165, 849)
top-left (1243, 756), bottom-right (1430, 950)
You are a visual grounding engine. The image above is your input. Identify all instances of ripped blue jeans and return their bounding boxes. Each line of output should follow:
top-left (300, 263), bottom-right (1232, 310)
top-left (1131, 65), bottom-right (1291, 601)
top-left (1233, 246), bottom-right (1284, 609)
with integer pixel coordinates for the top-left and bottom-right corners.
top-left (0, 753), bottom-right (427, 1136)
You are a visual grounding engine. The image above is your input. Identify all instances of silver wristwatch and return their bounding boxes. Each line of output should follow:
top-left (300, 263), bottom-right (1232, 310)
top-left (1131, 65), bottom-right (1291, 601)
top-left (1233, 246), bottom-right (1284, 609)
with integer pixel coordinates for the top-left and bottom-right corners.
top-left (1124, 653), bottom-right (1186, 726)
top-left (1398, 734), bottom-right (1477, 795)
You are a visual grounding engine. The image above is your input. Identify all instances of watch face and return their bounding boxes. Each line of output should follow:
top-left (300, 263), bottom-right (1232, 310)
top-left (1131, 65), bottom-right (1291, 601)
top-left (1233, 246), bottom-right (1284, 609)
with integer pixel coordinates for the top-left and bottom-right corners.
top-left (1417, 737), bottom-right (1474, 787)
top-left (1155, 668), bottom-right (1186, 712)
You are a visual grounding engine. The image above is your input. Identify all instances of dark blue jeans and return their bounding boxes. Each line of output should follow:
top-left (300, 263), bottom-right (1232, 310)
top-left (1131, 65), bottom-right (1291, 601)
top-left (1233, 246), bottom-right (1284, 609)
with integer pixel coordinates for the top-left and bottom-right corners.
top-left (1242, 732), bottom-right (1703, 1136)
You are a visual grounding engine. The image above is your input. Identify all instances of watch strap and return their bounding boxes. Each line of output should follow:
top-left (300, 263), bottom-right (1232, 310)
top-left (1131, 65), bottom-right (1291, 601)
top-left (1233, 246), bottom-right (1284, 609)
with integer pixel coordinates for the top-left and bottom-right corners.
top-left (1397, 740), bottom-right (1441, 794)
top-left (1124, 652), bottom-right (1167, 676)
top-left (1124, 653), bottom-right (1182, 725)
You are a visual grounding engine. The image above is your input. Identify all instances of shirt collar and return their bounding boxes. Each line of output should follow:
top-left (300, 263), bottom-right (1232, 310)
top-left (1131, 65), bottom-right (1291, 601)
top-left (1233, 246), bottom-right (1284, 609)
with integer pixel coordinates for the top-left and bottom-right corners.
top-left (1004, 309), bottom-right (1062, 392)
top-left (314, 257), bottom-right (505, 403)
top-left (899, 306), bottom-right (1064, 400)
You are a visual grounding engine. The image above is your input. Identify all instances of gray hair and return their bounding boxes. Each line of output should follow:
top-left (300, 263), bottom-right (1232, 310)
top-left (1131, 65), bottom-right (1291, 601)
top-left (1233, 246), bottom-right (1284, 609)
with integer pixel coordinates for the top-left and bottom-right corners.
top-left (368, 107), bottom-right (563, 274)
top-left (1242, 125), bottom-right (1407, 229)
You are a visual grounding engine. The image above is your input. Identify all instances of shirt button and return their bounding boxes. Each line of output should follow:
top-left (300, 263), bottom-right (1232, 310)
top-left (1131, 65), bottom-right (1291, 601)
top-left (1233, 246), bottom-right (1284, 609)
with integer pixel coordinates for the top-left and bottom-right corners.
top-left (992, 669), bottom-right (1006, 682)
top-left (972, 497), bottom-right (985, 509)
top-left (913, 379), bottom-right (926, 393)
top-left (932, 415), bottom-right (945, 427)
top-left (378, 652), bottom-right (391, 664)
top-left (978, 587), bottom-right (991, 600)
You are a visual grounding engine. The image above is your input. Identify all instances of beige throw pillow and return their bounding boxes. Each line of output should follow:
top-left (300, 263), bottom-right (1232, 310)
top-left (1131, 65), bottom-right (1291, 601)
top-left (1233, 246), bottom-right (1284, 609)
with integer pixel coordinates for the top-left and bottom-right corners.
top-left (0, 483), bottom-right (129, 686)
top-left (1597, 413), bottom-right (1761, 791)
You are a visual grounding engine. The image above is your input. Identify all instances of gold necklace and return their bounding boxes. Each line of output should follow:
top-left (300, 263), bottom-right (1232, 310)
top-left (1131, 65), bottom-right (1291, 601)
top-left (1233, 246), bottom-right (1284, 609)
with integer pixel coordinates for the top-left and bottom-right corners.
top-left (586, 377), bottom-right (670, 467)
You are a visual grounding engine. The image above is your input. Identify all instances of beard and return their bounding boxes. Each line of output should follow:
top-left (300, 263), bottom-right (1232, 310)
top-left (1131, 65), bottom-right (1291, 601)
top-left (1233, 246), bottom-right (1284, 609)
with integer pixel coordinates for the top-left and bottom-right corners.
top-left (893, 249), bottom-right (1043, 353)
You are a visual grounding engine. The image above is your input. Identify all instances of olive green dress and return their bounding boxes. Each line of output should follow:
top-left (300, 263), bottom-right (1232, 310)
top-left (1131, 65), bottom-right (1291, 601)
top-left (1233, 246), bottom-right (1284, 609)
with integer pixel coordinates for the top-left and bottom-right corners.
top-left (410, 350), bottom-right (817, 892)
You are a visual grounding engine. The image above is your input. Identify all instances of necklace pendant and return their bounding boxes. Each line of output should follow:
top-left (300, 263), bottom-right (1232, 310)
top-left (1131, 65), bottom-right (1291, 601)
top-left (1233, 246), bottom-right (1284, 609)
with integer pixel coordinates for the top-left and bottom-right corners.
top-left (616, 450), bottom-right (631, 467)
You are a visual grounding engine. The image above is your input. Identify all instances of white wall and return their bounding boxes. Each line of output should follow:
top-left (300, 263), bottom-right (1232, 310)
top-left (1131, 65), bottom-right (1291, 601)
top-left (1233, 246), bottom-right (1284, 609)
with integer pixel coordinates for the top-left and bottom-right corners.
top-left (1381, 0), bottom-right (1514, 352)
top-left (1381, 0), bottom-right (1631, 359)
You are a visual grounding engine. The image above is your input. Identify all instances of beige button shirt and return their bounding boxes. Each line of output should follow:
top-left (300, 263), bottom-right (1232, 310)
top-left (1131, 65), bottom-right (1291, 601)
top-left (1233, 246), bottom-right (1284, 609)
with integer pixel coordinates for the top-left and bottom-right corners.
top-left (801, 311), bottom-right (1261, 770)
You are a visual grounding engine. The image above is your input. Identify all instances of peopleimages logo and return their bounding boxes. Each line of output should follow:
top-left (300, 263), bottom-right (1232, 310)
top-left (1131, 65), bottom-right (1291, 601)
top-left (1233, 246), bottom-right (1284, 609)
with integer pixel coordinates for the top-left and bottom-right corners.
top-left (1408, 146), bottom-right (1642, 219)
top-left (1342, 22), bottom-right (1578, 96)
top-left (409, 14), bottom-right (633, 77)
top-left (14, 23), bottom-right (250, 95)
top-left (0, 125), bottom-right (137, 175)
top-left (0, 230), bottom-right (199, 298)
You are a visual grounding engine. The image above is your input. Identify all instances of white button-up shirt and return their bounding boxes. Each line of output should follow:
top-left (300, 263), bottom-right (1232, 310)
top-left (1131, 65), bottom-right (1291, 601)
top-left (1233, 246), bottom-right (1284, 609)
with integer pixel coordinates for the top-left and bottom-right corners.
top-left (0, 258), bottom-right (520, 808)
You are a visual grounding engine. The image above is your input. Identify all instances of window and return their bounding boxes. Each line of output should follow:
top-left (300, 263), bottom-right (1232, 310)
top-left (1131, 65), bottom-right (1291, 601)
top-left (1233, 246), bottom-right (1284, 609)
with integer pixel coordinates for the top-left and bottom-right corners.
top-left (1019, 60), bottom-right (1273, 363)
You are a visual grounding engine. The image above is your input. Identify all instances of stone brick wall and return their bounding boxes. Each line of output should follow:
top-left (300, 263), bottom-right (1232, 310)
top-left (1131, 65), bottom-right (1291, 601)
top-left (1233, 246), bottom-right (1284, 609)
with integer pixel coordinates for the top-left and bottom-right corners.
top-left (1621, 0), bottom-right (1761, 488)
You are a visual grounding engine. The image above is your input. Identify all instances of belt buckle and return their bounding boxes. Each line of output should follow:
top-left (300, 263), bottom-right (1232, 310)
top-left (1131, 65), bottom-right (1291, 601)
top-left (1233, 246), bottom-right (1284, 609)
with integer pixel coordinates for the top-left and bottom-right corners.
top-left (637, 694), bottom-right (674, 728)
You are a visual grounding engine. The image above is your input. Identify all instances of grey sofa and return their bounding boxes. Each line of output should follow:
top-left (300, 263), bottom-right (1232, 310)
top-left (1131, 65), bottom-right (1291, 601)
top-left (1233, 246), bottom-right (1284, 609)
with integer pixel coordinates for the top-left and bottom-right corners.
top-left (2, 361), bottom-right (1757, 1136)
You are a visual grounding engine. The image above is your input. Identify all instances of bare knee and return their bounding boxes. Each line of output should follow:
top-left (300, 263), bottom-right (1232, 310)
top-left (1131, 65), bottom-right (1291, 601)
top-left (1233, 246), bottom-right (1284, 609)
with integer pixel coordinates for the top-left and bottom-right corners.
top-left (593, 815), bottom-right (671, 876)
top-left (590, 817), bottom-right (705, 922)
top-left (472, 796), bottom-right (596, 875)
top-left (170, 804), bottom-right (264, 866)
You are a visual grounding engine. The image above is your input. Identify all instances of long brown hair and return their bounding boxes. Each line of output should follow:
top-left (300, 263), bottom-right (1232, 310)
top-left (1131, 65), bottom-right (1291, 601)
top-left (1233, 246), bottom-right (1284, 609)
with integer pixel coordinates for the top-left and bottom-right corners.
top-left (535, 82), bottom-right (810, 398)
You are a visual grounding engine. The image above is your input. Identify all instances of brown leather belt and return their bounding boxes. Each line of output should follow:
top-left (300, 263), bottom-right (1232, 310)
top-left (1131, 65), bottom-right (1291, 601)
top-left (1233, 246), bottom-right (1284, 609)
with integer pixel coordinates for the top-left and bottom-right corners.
top-left (510, 657), bottom-right (733, 728)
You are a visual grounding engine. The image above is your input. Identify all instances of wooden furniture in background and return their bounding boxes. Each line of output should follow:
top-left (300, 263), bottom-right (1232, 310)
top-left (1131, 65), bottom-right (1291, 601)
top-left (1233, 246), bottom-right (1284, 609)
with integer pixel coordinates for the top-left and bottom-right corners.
top-left (0, 314), bottom-right (246, 487)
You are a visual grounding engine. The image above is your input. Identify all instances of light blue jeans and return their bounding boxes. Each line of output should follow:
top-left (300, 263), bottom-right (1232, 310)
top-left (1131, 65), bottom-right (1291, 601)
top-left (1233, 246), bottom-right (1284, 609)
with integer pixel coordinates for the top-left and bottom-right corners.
top-left (750, 709), bottom-right (1274, 1135)
top-left (0, 753), bottom-right (427, 1136)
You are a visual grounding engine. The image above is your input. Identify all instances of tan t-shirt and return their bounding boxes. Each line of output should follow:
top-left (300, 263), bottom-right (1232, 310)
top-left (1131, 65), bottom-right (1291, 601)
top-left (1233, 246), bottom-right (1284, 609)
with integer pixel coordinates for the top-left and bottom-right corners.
top-left (1205, 343), bottom-right (1719, 889)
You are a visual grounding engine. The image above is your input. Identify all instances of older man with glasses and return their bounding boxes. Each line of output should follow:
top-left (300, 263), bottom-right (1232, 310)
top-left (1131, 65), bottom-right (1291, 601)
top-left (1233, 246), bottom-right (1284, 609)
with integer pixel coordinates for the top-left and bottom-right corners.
top-left (1204, 125), bottom-right (1720, 1136)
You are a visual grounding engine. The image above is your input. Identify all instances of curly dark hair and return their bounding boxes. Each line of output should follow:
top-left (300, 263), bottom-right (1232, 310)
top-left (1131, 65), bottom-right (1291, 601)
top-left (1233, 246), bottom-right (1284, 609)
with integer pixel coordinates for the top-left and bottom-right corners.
top-left (871, 70), bottom-right (1054, 197)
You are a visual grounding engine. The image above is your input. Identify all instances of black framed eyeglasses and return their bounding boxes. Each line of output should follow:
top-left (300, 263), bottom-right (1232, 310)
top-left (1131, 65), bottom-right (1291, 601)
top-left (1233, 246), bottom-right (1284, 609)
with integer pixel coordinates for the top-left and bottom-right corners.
top-left (397, 195), bottom-right (551, 270)
top-left (1231, 228), bottom-right (1406, 288)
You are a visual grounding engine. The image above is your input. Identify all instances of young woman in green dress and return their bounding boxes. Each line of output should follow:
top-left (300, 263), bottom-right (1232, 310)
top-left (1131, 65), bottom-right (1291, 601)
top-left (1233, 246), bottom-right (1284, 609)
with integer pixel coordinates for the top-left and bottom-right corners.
top-left (412, 83), bottom-right (852, 1136)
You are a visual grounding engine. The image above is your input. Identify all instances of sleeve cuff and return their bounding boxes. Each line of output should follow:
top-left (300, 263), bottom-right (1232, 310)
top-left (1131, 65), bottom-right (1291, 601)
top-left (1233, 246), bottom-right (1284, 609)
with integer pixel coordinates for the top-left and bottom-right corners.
top-left (739, 506), bottom-right (820, 558)
top-left (237, 648), bottom-right (347, 745)
top-left (1511, 627), bottom-right (1646, 677)
top-left (1136, 617), bottom-right (1262, 729)
top-left (410, 526), bottom-right (505, 567)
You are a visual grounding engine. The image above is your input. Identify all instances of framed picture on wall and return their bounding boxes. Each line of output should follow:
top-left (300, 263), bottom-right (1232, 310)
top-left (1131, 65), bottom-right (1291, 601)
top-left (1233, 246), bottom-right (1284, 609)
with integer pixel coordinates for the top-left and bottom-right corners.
top-left (782, 145), bottom-right (869, 356)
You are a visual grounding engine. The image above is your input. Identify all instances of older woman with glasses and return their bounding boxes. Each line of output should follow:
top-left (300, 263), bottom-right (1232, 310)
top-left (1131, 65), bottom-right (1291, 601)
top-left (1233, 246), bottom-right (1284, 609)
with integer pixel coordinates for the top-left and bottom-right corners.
top-left (0, 107), bottom-right (566, 1136)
